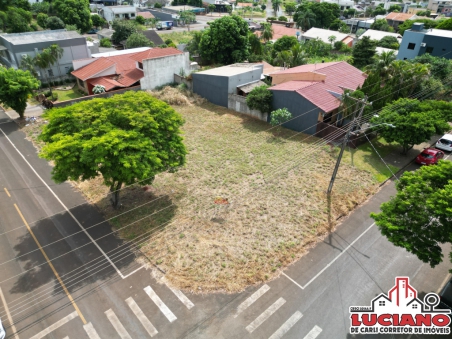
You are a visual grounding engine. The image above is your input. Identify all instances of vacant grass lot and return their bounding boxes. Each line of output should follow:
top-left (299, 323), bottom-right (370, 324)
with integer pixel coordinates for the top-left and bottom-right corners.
top-left (60, 88), bottom-right (398, 293)
top-left (54, 89), bottom-right (83, 101)
top-left (157, 31), bottom-right (195, 45)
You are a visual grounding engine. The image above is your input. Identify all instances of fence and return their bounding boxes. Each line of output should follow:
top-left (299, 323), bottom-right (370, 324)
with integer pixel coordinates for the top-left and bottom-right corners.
top-left (315, 121), bottom-right (372, 149)
top-left (52, 86), bottom-right (141, 108)
top-left (173, 74), bottom-right (193, 90)
top-left (228, 94), bottom-right (267, 121)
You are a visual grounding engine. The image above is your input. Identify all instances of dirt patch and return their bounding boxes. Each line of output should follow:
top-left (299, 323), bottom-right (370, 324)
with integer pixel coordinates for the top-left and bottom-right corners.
top-left (70, 89), bottom-right (379, 294)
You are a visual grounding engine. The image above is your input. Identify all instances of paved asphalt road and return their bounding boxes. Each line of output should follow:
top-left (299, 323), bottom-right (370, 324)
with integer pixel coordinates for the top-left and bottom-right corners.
top-left (0, 107), bottom-right (451, 339)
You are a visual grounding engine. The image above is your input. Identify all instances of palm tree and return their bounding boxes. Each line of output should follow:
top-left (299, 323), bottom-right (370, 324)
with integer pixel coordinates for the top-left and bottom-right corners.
top-left (20, 55), bottom-right (38, 78)
top-left (328, 35), bottom-right (336, 45)
top-left (49, 44), bottom-right (64, 81)
top-left (272, 0), bottom-right (281, 16)
top-left (295, 9), bottom-right (316, 31)
top-left (34, 49), bottom-right (57, 94)
top-left (290, 44), bottom-right (306, 67)
top-left (366, 50), bottom-right (396, 77)
top-left (274, 50), bottom-right (292, 67)
top-left (249, 32), bottom-right (263, 55)
top-left (260, 22), bottom-right (273, 43)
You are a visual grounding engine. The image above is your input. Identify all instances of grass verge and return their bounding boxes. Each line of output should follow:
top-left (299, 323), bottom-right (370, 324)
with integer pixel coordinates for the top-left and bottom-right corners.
top-left (53, 89), bottom-right (83, 102)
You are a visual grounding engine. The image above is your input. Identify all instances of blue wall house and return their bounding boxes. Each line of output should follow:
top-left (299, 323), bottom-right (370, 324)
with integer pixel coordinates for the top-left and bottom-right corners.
top-left (192, 64), bottom-right (263, 108)
top-left (397, 23), bottom-right (452, 60)
top-left (269, 61), bottom-right (367, 136)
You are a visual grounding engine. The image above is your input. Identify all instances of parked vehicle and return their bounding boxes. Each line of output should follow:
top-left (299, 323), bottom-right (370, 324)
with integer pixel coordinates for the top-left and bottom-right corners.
top-left (0, 317), bottom-right (5, 339)
top-left (87, 28), bottom-right (99, 34)
top-left (439, 278), bottom-right (452, 313)
top-left (415, 148), bottom-right (444, 165)
top-left (156, 21), bottom-right (173, 30)
top-left (436, 134), bottom-right (452, 152)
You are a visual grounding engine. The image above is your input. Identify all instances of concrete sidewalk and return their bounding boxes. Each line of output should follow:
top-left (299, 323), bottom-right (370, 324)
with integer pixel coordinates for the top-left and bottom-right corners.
top-left (3, 102), bottom-right (44, 120)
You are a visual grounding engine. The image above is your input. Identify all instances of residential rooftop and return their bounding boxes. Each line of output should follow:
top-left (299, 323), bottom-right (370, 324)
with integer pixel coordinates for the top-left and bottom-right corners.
top-left (195, 63), bottom-right (263, 76)
top-left (359, 29), bottom-right (402, 42)
top-left (302, 27), bottom-right (351, 44)
top-left (0, 30), bottom-right (83, 45)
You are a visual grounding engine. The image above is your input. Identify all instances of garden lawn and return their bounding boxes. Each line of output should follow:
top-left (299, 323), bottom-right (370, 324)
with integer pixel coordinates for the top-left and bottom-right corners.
top-left (54, 89), bottom-right (83, 102)
top-left (157, 31), bottom-right (195, 45)
top-left (69, 89), bottom-right (389, 294)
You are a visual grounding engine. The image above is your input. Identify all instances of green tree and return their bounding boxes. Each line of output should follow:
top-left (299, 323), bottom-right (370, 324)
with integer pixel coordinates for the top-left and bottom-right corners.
top-left (388, 4), bottom-right (401, 12)
top-left (328, 35), bottom-right (336, 45)
top-left (278, 16), bottom-right (288, 22)
top-left (135, 15), bottom-right (146, 25)
top-left (377, 35), bottom-right (399, 49)
top-left (186, 30), bottom-right (202, 56)
top-left (412, 54), bottom-right (452, 81)
top-left (290, 43), bottom-right (306, 67)
top-left (370, 18), bottom-right (394, 32)
top-left (352, 36), bottom-right (376, 69)
top-left (373, 4), bottom-right (386, 15)
top-left (91, 14), bottom-right (106, 28)
top-left (53, 0), bottom-right (92, 33)
top-left (0, 67), bottom-right (40, 119)
top-left (199, 15), bottom-right (250, 64)
top-left (338, 89), bottom-right (365, 124)
top-left (329, 18), bottom-right (347, 31)
top-left (355, 28), bottom-right (366, 37)
top-left (111, 19), bottom-right (138, 44)
top-left (370, 161), bottom-right (452, 268)
top-left (398, 19), bottom-right (439, 35)
top-left (100, 38), bottom-right (112, 48)
top-left (31, 1), bottom-right (50, 14)
top-left (272, 0), bottom-right (281, 15)
top-left (343, 8), bottom-right (356, 17)
top-left (37, 13), bottom-right (48, 28)
top-left (261, 4), bottom-right (266, 11)
top-left (294, 9), bottom-right (316, 31)
top-left (270, 108), bottom-right (292, 134)
top-left (436, 18), bottom-right (452, 30)
top-left (46, 16), bottom-right (65, 30)
top-left (273, 35), bottom-right (298, 52)
top-left (365, 50), bottom-right (396, 76)
top-left (370, 98), bottom-right (452, 154)
top-left (294, 2), bottom-right (339, 29)
top-left (248, 32), bottom-right (263, 55)
top-left (208, 4), bottom-right (215, 15)
top-left (6, 7), bottom-right (32, 33)
top-left (39, 91), bottom-right (187, 209)
top-left (246, 85), bottom-right (273, 113)
top-left (285, 2), bottom-right (296, 20)
top-left (20, 54), bottom-right (38, 78)
top-left (126, 32), bottom-right (152, 48)
top-left (260, 22), bottom-right (274, 42)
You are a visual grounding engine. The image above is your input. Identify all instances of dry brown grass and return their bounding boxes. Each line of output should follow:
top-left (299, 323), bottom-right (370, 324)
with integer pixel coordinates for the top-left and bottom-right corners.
top-left (147, 87), bottom-right (206, 106)
top-left (72, 91), bottom-right (379, 294)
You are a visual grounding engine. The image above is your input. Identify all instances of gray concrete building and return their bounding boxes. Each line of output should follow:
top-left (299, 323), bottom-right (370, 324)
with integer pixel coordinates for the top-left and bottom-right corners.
top-left (397, 23), bottom-right (452, 60)
top-left (192, 64), bottom-right (264, 108)
top-left (0, 30), bottom-right (90, 82)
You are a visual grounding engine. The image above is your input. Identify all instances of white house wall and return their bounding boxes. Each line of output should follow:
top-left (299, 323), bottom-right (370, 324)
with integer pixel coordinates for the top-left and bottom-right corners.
top-left (140, 52), bottom-right (190, 90)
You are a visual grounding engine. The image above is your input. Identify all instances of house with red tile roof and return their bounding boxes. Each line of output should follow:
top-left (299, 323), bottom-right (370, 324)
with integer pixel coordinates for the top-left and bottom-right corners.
top-left (268, 61), bottom-right (366, 135)
top-left (385, 12), bottom-right (417, 30)
top-left (72, 47), bottom-right (188, 95)
top-left (255, 24), bottom-right (302, 41)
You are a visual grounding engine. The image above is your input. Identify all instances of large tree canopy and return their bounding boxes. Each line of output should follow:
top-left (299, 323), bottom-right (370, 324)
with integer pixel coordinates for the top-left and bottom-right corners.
top-left (294, 2), bottom-right (339, 30)
top-left (370, 98), bottom-right (452, 154)
top-left (111, 19), bottom-right (139, 44)
top-left (0, 67), bottom-right (40, 119)
top-left (53, 0), bottom-right (91, 33)
top-left (371, 161), bottom-right (452, 267)
top-left (39, 91), bottom-right (187, 208)
top-left (199, 15), bottom-right (250, 64)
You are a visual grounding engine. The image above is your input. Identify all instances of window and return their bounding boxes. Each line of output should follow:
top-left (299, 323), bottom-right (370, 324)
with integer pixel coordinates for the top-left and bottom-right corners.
top-left (48, 69), bottom-right (54, 77)
top-left (412, 304), bottom-right (418, 309)
top-left (379, 301), bottom-right (385, 306)
top-left (115, 14), bottom-right (119, 18)
top-left (65, 66), bottom-right (70, 74)
top-left (131, 13), bottom-right (135, 17)
top-left (426, 46), bottom-right (434, 53)
top-left (407, 43), bottom-right (416, 50)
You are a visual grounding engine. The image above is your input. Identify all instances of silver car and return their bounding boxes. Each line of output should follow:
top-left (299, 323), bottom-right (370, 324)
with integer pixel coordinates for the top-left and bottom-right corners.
top-left (0, 317), bottom-right (5, 339)
top-left (436, 134), bottom-right (452, 152)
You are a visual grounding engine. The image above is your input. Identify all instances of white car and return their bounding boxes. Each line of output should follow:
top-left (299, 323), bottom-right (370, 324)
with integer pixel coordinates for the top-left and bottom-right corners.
top-left (0, 317), bottom-right (5, 339)
top-left (436, 134), bottom-right (452, 152)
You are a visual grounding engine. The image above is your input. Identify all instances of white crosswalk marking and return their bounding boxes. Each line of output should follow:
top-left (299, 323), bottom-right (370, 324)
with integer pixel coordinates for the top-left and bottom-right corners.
top-left (246, 297), bottom-right (286, 333)
top-left (144, 285), bottom-right (177, 323)
top-left (168, 287), bottom-right (195, 309)
top-left (234, 284), bottom-right (270, 318)
top-left (30, 311), bottom-right (78, 339)
top-left (83, 322), bottom-right (101, 339)
top-left (126, 297), bottom-right (159, 337)
top-left (105, 309), bottom-right (132, 339)
top-left (303, 325), bottom-right (322, 339)
top-left (268, 311), bottom-right (304, 339)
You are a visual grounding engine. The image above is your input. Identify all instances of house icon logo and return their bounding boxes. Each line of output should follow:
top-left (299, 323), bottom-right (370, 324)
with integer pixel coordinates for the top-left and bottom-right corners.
top-left (349, 276), bottom-right (451, 335)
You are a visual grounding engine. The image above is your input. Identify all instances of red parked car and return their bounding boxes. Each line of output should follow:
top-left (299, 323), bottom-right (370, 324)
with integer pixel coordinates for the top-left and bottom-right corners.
top-left (415, 148), bottom-right (444, 165)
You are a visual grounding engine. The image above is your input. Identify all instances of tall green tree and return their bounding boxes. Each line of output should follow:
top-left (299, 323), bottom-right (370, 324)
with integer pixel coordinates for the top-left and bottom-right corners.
top-left (284, 2), bottom-right (296, 20)
top-left (91, 14), bottom-right (106, 28)
top-left (370, 18), bottom-right (394, 32)
top-left (260, 22), bottom-right (274, 42)
top-left (53, 0), bottom-right (92, 33)
top-left (34, 49), bottom-right (57, 94)
top-left (111, 19), bottom-right (139, 44)
top-left (371, 161), bottom-right (452, 268)
top-left (377, 36), bottom-right (399, 49)
top-left (272, 0), bottom-right (281, 15)
top-left (352, 36), bottom-right (376, 69)
top-left (6, 7), bottom-right (32, 33)
top-left (294, 9), bottom-right (316, 31)
top-left (39, 91), bottom-right (187, 208)
top-left (412, 54), bottom-right (452, 81)
top-left (0, 67), bottom-right (40, 119)
top-left (370, 98), bottom-right (452, 154)
top-left (199, 15), bottom-right (250, 64)
top-left (294, 2), bottom-right (339, 29)
top-left (436, 18), bottom-right (452, 30)
top-left (388, 4), bottom-right (401, 12)
top-left (248, 32), bottom-right (263, 56)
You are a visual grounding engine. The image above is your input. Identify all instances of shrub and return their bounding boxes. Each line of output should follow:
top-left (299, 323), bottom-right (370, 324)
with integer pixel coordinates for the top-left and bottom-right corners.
top-left (44, 90), bottom-right (51, 97)
top-left (278, 16), bottom-right (288, 22)
top-left (159, 43), bottom-right (168, 48)
top-left (135, 15), bottom-right (145, 25)
top-left (51, 92), bottom-right (58, 101)
top-left (334, 41), bottom-right (344, 50)
top-left (37, 13), bottom-right (48, 28)
top-left (100, 38), bottom-right (112, 48)
top-left (267, 16), bottom-right (277, 21)
top-left (92, 84), bottom-right (106, 94)
top-left (154, 2), bottom-right (162, 8)
top-left (30, 23), bottom-right (39, 31)
top-left (246, 85), bottom-right (273, 113)
top-left (270, 108), bottom-right (292, 126)
top-left (165, 38), bottom-right (173, 45)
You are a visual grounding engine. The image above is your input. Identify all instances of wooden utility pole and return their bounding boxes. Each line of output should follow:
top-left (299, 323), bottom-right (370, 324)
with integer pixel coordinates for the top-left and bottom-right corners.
top-left (327, 95), bottom-right (370, 196)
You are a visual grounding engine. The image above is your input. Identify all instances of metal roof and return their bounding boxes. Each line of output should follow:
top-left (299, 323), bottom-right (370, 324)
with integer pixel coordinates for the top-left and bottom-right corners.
top-left (237, 80), bottom-right (266, 93)
top-left (0, 30), bottom-right (83, 45)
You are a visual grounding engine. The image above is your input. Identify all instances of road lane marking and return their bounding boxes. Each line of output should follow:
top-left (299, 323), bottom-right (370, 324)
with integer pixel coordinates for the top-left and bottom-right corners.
top-left (0, 287), bottom-right (19, 339)
top-left (144, 286), bottom-right (177, 323)
top-left (234, 284), bottom-right (270, 318)
top-left (3, 187), bottom-right (10, 197)
top-left (282, 272), bottom-right (304, 290)
top-left (62, 337), bottom-right (69, 339)
top-left (14, 204), bottom-right (87, 324)
top-left (0, 128), bottom-right (129, 279)
top-left (246, 297), bottom-right (286, 333)
top-left (29, 311), bottom-right (78, 339)
top-left (162, 280), bottom-right (194, 310)
top-left (83, 322), bottom-right (102, 339)
top-left (284, 223), bottom-right (375, 290)
top-left (105, 309), bottom-right (132, 339)
top-left (268, 311), bottom-right (303, 339)
top-left (303, 325), bottom-right (322, 339)
top-left (125, 297), bottom-right (158, 337)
